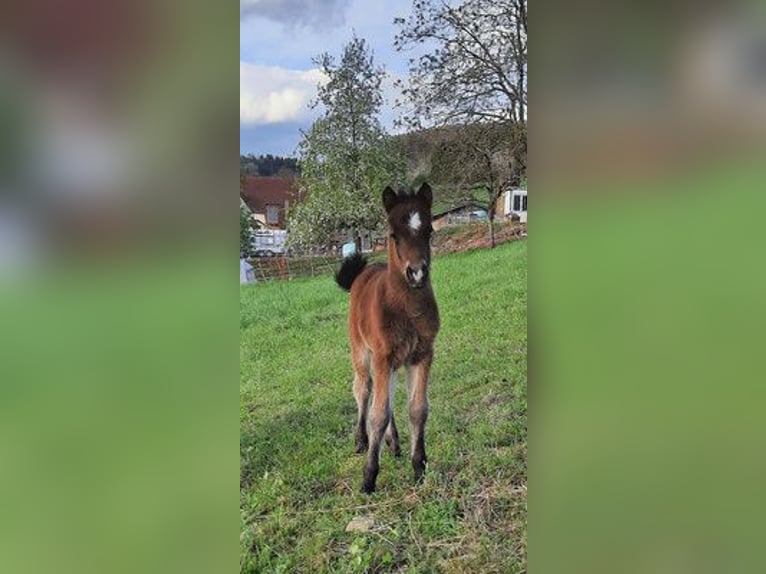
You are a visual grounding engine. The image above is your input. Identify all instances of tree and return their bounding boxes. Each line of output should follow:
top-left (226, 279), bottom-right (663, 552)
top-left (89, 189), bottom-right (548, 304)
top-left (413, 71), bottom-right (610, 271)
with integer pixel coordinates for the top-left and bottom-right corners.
top-left (240, 205), bottom-right (256, 258)
top-left (430, 121), bottom-right (526, 244)
top-left (288, 36), bottom-right (406, 252)
top-left (395, 0), bottom-right (527, 246)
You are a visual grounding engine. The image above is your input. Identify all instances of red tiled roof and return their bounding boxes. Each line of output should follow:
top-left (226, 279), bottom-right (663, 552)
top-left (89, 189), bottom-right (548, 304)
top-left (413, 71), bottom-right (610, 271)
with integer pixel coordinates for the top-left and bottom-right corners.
top-left (240, 176), bottom-right (300, 228)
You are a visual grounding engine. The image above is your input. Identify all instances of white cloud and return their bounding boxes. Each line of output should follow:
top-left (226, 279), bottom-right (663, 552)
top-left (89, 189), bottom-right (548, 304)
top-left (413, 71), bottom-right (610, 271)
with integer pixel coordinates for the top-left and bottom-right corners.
top-left (240, 0), bottom-right (351, 29)
top-left (240, 62), bottom-right (327, 125)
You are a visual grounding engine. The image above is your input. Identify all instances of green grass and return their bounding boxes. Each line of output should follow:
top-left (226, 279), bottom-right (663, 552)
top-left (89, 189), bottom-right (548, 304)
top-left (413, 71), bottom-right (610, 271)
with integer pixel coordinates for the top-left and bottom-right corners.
top-left (240, 240), bottom-right (527, 573)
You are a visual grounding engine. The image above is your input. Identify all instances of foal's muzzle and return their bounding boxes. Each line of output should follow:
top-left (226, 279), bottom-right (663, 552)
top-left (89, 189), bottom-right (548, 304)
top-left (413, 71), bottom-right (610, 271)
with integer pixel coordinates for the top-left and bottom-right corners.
top-left (405, 263), bottom-right (428, 288)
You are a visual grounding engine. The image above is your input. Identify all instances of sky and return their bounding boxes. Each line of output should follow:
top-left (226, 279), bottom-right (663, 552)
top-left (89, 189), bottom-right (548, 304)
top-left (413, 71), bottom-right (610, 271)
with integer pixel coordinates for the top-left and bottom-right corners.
top-left (240, 0), bottom-right (416, 157)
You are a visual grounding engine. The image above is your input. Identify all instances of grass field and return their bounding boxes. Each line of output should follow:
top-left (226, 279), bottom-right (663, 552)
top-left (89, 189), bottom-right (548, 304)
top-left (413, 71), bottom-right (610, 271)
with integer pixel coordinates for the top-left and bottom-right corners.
top-left (240, 240), bottom-right (527, 573)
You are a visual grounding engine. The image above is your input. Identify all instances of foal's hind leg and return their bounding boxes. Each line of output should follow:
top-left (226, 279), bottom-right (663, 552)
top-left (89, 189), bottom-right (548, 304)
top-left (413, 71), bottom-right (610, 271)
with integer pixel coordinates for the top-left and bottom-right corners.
top-left (352, 348), bottom-right (371, 454)
top-left (384, 371), bottom-right (401, 457)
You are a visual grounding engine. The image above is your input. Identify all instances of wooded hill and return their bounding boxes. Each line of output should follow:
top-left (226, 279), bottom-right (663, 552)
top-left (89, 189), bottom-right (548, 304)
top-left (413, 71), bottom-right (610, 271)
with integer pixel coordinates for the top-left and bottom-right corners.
top-left (239, 154), bottom-right (299, 177)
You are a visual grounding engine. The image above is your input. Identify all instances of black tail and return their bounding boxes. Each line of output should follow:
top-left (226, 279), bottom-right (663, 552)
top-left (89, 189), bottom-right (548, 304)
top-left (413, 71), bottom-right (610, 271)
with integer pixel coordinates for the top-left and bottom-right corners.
top-left (335, 253), bottom-right (367, 292)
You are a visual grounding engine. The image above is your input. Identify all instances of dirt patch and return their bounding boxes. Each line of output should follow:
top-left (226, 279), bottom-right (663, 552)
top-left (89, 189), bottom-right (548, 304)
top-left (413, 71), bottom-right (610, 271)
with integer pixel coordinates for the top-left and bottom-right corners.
top-left (433, 222), bottom-right (526, 255)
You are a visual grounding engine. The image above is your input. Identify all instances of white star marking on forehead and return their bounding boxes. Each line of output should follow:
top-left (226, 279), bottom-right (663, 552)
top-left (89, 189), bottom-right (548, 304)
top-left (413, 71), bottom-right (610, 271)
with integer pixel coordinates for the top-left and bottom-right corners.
top-left (408, 211), bottom-right (421, 232)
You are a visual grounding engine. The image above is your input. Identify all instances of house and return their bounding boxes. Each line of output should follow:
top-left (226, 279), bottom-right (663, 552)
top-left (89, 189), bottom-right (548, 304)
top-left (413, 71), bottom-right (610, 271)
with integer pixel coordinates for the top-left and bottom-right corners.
top-left (240, 176), bottom-right (299, 229)
top-left (498, 188), bottom-right (527, 223)
top-left (432, 202), bottom-right (488, 231)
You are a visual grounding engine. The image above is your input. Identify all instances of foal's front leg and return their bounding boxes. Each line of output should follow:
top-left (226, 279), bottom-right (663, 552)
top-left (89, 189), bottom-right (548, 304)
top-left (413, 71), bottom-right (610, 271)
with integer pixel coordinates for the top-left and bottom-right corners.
top-left (407, 355), bottom-right (432, 484)
top-left (362, 357), bottom-right (393, 494)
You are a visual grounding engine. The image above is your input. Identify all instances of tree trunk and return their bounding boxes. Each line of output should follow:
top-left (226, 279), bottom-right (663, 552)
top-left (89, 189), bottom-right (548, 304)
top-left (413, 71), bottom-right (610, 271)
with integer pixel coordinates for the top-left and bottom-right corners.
top-left (354, 231), bottom-right (362, 253)
top-left (488, 182), bottom-right (499, 249)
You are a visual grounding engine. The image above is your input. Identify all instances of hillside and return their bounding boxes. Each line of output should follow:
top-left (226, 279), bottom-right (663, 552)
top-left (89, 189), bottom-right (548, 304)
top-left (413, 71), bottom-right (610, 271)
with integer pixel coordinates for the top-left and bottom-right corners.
top-left (394, 122), bottom-right (525, 214)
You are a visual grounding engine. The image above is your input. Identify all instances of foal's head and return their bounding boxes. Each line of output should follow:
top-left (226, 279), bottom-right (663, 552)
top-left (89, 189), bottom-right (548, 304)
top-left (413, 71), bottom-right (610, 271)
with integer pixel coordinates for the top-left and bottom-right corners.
top-left (382, 182), bottom-right (434, 289)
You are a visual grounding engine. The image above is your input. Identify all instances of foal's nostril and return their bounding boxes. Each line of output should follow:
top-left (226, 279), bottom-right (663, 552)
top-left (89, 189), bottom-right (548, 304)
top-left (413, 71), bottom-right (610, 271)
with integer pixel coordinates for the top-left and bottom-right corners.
top-left (406, 265), bottom-right (426, 285)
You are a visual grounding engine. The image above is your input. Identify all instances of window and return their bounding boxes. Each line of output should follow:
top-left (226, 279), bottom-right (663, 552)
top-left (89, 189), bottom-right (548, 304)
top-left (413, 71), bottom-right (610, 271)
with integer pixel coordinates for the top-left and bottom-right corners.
top-left (266, 205), bottom-right (279, 225)
top-left (513, 194), bottom-right (521, 211)
top-left (522, 195), bottom-right (527, 211)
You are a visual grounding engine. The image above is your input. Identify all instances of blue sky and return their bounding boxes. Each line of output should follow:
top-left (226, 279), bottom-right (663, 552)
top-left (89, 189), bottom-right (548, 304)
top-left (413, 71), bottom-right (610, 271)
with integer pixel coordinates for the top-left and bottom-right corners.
top-left (240, 0), bottom-right (416, 157)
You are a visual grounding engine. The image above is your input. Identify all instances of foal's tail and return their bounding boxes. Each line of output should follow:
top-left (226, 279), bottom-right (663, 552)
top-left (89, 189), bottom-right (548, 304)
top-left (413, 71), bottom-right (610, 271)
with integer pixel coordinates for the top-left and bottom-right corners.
top-left (335, 253), bottom-right (367, 292)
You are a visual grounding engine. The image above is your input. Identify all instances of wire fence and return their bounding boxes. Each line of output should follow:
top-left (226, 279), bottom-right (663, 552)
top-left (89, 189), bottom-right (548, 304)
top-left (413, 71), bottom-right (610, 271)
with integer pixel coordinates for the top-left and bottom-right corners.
top-left (249, 255), bottom-right (339, 282)
top-left (246, 221), bottom-right (526, 282)
top-left (248, 252), bottom-right (388, 282)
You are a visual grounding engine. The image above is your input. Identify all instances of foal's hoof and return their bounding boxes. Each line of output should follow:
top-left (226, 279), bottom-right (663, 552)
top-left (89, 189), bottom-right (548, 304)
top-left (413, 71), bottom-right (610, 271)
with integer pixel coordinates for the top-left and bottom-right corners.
top-left (360, 482), bottom-right (375, 495)
top-left (413, 462), bottom-right (427, 484)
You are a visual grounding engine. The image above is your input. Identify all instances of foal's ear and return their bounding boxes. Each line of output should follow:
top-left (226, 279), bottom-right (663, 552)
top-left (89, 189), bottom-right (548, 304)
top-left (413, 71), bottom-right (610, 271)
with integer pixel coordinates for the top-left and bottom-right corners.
top-left (382, 186), bottom-right (398, 213)
top-left (416, 182), bottom-right (432, 208)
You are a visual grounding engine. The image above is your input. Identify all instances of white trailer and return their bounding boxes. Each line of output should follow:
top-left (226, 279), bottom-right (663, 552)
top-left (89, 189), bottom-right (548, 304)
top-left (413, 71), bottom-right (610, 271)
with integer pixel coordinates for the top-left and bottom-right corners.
top-left (252, 229), bottom-right (287, 257)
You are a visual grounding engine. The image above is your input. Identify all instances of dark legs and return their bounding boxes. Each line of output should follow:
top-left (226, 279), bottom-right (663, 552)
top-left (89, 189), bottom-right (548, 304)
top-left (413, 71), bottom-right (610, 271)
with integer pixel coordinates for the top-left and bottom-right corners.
top-left (354, 351), bottom-right (428, 494)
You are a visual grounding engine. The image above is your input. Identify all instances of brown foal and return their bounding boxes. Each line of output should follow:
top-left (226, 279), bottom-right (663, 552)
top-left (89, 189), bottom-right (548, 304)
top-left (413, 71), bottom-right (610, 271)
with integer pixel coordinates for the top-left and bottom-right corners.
top-left (335, 182), bottom-right (440, 494)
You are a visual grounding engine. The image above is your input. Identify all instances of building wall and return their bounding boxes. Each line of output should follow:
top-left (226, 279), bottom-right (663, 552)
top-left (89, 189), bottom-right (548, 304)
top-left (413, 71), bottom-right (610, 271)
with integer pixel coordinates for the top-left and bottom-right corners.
top-left (500, 189), bottom-right (528, 220)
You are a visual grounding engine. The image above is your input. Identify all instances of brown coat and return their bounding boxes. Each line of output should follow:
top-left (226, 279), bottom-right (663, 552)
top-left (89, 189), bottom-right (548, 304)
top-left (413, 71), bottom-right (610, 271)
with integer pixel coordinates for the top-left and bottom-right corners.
top-left (335, 183), bottom-right (439, 494)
